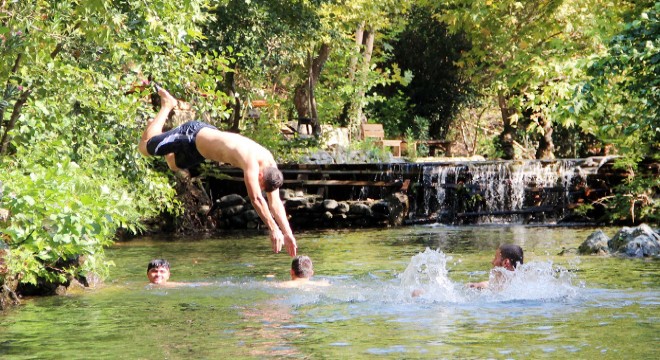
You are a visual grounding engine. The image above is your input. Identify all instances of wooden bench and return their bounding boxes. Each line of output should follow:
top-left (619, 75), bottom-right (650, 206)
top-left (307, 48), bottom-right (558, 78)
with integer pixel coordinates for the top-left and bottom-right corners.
top-left (360, 123), bottom-right (402, 157)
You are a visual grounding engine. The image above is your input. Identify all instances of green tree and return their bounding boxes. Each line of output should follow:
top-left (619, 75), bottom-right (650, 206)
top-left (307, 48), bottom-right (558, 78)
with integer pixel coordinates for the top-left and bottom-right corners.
top-left (0, 0), bottom-right (228, 293)
top-left (571, 2), bottom-right (659, 224)
top-left (436, 0), bottom-right (636, 159)
top-left (369, 4), bottom-right (472, 140)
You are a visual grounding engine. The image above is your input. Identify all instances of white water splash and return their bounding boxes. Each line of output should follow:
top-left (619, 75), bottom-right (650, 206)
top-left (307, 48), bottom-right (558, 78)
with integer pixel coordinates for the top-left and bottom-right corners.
top-left (399, 248), bottom-right (465, 302)
top-left (478, 260), bottom-right (582, 302)
top-left (400, 248), bottom-right (582, 303)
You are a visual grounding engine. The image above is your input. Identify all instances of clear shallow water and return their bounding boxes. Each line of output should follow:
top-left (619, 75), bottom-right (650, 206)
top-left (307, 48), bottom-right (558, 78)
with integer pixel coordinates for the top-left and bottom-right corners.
top-left (1, 225), bottom-right (659, 359)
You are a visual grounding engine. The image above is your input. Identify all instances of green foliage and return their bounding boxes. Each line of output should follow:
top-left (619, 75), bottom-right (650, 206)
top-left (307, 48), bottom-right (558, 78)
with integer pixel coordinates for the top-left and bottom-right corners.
top-left (0, 0), bottom-right (218, 288)
top-left (596, 171), bottom-right (660, 225)
top-left (282, 141), bottom-right (323, 164)
top-left (437, 0), bottom-right (637, 158)
top-left (366, 91), bottom-right (412, 137)
top-left (378, 4), bottom-right (473, 139)
top-left (578, 3), bottom-right (659, 158)
top-left (1, 161), bottom-right (137, 284)
top-left (404, 115), bottom-right (430, 158)
top-left (352, 138), bottom-right (391, 162)
top-left (566, 3), bottom-right (659, 224)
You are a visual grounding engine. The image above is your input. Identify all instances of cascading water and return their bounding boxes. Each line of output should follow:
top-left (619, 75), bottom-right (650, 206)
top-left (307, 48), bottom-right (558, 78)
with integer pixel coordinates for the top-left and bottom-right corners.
top-left (420, 160), bottom-right (586, 224)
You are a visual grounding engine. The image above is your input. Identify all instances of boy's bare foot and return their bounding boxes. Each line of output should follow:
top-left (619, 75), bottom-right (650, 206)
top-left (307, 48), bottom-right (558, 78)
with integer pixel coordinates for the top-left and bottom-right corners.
top-left (158, 87), bottom-right (178, 109)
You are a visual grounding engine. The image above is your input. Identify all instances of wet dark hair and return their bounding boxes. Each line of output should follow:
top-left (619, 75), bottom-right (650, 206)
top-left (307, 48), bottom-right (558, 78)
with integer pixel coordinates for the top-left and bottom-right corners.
top-left (291, 255), bottom-right (313, 278)
top-left (147, 259), bottom-right (170, 272)
top-left (499, 244), bottom-right (524, 269)
top-left (263, 166), bottom-right (284, 192)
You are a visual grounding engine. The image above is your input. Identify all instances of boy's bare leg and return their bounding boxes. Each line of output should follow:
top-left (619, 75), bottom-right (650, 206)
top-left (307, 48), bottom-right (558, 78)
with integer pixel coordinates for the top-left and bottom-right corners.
top-left (138, 87), bottom-right (178, 156)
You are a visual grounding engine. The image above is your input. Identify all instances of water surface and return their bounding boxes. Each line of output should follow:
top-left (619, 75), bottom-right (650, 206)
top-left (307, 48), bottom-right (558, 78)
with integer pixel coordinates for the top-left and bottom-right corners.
top-left (1, 226), bottom-right (658, 359)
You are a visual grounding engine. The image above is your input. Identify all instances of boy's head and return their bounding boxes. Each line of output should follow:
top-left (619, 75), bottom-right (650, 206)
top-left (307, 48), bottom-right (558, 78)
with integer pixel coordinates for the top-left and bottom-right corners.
top-left (290, 255), bottom-right (314, 280)
top-left (147, 259), bottom-right (171, 284)
top-left (492, 244), bottom-right (524, 271)
top-left (260, 166), bottom-right (284, 193)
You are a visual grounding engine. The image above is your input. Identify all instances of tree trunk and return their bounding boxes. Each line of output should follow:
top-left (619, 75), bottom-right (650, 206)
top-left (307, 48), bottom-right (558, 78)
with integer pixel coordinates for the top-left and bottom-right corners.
top-left (224, 70), bottom-right (241, 133)
top-left (353, 27), bottom-right (375, 130)
top-left (338, 22), bottom-right (364, 130)
top-left (293, 43), bottom-right (331, 136)
top-left (0, 90), bottom-right (31, 156)
top-left (535, 114), bottom-right (555, 159)
top-left (497, 91), bottom-right (516, 160)
top-left (349, 22), bottom-right (365, 81)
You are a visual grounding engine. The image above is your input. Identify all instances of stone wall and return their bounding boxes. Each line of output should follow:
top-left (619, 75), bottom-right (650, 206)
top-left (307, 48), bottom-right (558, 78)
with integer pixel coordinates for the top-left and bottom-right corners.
top-left (207, 190), bottom-right (409, 230)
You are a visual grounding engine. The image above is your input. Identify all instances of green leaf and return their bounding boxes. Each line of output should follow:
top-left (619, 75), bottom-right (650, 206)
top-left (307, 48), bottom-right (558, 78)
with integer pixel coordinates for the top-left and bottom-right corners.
top-left (23, 195), bottom-right (36, 206)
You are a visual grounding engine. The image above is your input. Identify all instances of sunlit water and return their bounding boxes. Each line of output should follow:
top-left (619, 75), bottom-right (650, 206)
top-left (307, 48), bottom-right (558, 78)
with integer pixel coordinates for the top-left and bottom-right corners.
top-left (1, 226), bottom-right (658, 359)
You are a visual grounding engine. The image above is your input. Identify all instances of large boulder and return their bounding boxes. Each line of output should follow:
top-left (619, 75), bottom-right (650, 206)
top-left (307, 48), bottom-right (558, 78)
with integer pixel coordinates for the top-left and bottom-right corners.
top-left (608, 224), bottom-right (660, 257)
top-left (578, 230), bottom-right (610, 255)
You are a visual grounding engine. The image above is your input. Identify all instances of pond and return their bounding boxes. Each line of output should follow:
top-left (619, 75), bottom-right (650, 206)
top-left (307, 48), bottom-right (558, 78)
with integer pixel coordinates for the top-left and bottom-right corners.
top-left (1, 225), bottom-right (658, 359)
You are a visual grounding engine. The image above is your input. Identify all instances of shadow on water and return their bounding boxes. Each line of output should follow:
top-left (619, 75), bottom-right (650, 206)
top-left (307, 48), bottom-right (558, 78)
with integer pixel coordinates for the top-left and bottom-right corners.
top-left (1, 225), bottom-right (658, 359)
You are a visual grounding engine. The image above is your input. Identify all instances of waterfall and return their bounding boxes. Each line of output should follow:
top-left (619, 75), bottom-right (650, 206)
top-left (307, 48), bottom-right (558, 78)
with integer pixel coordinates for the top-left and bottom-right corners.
top-left (421, 160), bottom-right (585, 224)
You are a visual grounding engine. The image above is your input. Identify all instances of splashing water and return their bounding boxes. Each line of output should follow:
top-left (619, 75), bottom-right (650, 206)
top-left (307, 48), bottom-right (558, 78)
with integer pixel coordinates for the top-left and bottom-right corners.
top-left (479, 260), bottom-right (583, 302)
top-left (399, 248), bottom-right (582, 303)
top-left (399, 248), bottom-right (465, 302)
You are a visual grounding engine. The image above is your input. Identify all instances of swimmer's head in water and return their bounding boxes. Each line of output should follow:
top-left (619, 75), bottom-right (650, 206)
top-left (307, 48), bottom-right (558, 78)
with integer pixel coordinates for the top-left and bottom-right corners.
top-left (147, 259), bottom-right (171, 284)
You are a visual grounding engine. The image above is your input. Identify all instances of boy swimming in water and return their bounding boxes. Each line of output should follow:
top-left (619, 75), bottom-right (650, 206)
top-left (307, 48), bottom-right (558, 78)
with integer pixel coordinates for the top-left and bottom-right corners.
top-left (467, 244), bottom-right (524, 290)
top-left (279, 255), bottom-right (329, 288)
top-left (146, 258), bottom-right (191, 287)
top-left (147, 258), bottom-right (172, 285)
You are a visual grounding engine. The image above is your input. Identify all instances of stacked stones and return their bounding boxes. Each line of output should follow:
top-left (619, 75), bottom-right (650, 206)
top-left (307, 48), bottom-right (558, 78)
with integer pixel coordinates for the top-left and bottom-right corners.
top-left (209, 190), bottom-right (409, 230)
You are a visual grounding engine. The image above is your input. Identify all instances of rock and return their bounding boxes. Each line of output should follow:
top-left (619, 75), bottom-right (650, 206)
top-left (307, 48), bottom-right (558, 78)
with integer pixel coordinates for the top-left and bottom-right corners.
top-left (0, 284), bottom-right (20, 310)
top-left (198, 205), bottom-right (211, 215)
top-left (386, 192), bottom-right (410, 226)
top-left (311, 201), bottom-right (325, 213)
top-left (66, 278), bottom-right (87, 295)
top-left (323, 199), bottom-right (339, 211)
top-left (335, 202), bottom-right (350, 214)
top-left (222, 204), bottom-right (244, 217)
top-left (370, 201), bottom-right (390, 215)
top-left (578, 230), bottom-right (610, 255)
top-left (244, 210), bottom-right (259, 222)
top-left (608, 224), bottom-right (660, 257)
top-left (228, 214), bottom-right (247, 227)
top-left (280, 188), bottom-right (296, 200)
top-left (302, 150), bottom-right (336, 164)
top-left (622, 236), bottom-right (660, 257)
top-left (55, 285), bottom-right (67, 296)
top-left (218, 194), bottom-right (245, 208)
top-left (83, 272), bottom-right (102, 289)
top-left (285, 198), bottom-right (309, 211)
top-left (349, 203), bottom-right (372, 216)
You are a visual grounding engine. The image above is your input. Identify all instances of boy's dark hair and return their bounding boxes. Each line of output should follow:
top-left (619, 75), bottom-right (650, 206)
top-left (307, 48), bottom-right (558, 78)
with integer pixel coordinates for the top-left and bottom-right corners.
top-left (147, 259), bottom-right (170, 272)
top-left (263, 166), bottom-right (284, 193)
top-left (499, 244), bottom-right (524, 268)
top-left (291, 255), bottom-right (313, 278)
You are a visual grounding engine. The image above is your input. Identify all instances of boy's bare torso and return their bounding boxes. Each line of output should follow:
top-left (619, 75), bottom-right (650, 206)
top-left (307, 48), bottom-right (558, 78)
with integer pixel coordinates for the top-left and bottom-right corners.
top-left (195, 128), bottom-right (276, 170)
